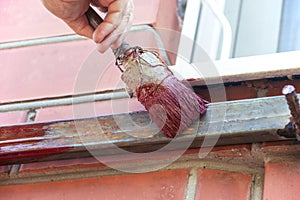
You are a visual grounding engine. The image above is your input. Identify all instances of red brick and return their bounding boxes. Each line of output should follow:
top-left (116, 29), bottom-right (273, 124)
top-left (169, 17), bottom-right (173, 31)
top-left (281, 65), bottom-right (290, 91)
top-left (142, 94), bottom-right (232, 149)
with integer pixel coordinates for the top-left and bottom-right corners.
top-left (262, 142), bottom-right (300, 155)
top-left (0, 0), bottom-right (159, 43)
top-left (256, 79), bottom-right (300, 96)
top-left (0, 111), bottom-right (27, 125)
top-left (205, 144), bottom-right (251, 158)
top-left (225, 85), bottom-right (257, 101)
top-left (262, 141), bottom-right (297, 147)
top-left (195, 85), bottom-right (257, 102)
top-left (263, 162), bottom-right (300, 200)
top-left (35, 98), bottom-right (145, 122)
top-left (0, 169), bottom-right (189, 200)
top-left (266, 79), bottom-right (300, 97)
top-left (195, 169), bottom-right (251, 200)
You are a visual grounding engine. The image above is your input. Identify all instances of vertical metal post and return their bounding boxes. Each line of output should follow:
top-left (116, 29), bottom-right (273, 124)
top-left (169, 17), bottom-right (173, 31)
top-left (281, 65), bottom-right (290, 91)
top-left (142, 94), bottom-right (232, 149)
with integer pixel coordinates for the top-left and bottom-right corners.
top-left (282, 85), bottom-right (300, 140)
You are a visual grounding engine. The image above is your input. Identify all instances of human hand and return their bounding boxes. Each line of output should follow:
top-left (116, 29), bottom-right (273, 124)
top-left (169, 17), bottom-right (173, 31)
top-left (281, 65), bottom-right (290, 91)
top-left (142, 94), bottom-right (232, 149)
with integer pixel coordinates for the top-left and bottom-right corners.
top-left (42, 0), bottom-right (134, 53)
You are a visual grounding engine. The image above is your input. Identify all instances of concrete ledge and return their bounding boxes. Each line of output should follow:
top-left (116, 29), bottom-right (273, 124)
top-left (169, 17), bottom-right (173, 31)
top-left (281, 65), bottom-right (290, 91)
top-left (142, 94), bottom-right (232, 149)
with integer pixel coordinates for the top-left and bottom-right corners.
top-left (171, 50), bottom-right (300, 85)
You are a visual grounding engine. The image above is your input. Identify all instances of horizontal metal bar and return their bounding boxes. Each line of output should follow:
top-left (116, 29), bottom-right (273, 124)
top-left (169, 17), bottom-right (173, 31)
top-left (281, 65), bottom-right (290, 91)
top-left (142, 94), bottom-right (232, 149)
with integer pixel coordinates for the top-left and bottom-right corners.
top-left (0, 34), bottom-right (85, 50)
top-left (0, 26), bottom-right (171, 67)
top-left (0, 89), bottom-right (129, 112)
top-left (0, 95), bottom-right (296, 166)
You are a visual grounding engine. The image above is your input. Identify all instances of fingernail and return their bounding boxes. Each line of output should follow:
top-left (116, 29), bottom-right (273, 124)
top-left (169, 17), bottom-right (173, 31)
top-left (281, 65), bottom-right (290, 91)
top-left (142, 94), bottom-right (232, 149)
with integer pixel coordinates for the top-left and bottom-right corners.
top-left (92, 31), bottom-right (100, 44)
top-left (96, 44), bottom-right (108, 53)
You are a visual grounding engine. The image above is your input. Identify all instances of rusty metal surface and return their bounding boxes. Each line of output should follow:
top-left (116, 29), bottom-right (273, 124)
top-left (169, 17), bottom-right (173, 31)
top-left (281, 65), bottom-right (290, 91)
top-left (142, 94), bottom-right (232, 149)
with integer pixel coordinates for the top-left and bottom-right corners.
top-left (0, 95), bottom-right (295, 165)
top-left (279, 85), bottom-right (300, 140)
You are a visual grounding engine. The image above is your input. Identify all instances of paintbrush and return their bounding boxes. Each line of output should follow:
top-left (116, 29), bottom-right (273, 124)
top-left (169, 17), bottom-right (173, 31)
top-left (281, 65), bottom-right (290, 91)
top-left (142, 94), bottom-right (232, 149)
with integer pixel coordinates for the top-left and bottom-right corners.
top-left (86, 6), bottom-right (209, 138)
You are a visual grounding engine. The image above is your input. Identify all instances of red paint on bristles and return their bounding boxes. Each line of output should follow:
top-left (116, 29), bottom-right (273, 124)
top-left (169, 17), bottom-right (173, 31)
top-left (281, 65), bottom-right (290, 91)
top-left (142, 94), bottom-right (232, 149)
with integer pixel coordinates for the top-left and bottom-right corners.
top-left (118, 47), bottom-right (209, 138)
top-left (136, 75), bottom-right (208, 138)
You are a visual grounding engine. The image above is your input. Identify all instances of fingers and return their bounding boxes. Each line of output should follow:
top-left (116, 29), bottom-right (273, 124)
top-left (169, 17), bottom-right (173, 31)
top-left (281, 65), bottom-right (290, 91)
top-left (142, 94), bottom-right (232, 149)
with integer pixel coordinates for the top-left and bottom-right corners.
top-left (65, 15), bottom-right (94, 39)
top-left (92, 0), bottom-right (134, 53)
top-left (42, 0), bottom-right (94, 39)
top-left (42, 0), bottom-right (134, 53)
top-left (91, 0), bottom-right (108, 12)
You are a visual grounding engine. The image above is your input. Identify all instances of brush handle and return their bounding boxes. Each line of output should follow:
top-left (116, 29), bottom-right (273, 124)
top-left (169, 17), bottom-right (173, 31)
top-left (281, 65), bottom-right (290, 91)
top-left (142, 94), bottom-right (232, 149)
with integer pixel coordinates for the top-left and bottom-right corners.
top-left (86, 6), bottom-right (104, 29)
top-left (86, 6), bottom-right (131, 57)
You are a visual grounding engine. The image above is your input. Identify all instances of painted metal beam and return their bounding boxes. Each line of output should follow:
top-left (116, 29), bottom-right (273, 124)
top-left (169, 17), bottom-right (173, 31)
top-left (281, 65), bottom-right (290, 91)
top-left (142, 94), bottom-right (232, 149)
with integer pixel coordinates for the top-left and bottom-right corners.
top-left (0, 95), bottom-right (297, 165)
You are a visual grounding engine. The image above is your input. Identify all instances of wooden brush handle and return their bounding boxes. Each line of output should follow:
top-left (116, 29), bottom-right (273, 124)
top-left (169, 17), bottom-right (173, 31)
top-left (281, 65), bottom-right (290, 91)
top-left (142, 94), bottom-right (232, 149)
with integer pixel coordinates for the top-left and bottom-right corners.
top-left (86, 6), bottom-right (104, 30)
top-left (85, 6), bottom-right (131, 57)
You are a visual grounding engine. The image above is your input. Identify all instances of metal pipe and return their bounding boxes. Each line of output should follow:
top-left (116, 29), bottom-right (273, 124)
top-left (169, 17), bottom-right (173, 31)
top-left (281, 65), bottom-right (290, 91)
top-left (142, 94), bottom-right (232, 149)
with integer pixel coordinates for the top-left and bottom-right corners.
top-left (0, 34), bottom-right (85, 50)
top-left (0, 89), bottom-right (129, 112)
top-left (0, 25), bottom-right (171, 65)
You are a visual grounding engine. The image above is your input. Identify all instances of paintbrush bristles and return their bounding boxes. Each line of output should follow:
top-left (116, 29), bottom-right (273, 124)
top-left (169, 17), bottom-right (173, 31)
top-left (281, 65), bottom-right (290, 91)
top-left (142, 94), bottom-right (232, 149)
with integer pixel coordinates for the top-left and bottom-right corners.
top-left (118, 47), bottom-right (209, 137)
top-left (137, 76), bottom-right (208, 137)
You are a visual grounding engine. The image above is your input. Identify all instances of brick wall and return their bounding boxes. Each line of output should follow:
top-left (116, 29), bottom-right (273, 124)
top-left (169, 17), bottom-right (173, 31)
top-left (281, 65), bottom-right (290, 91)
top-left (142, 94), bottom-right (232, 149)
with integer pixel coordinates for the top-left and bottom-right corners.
top-left (1, 1), bottom-right (299, 200)
top-left (0, 143), bottom-right (299, 199)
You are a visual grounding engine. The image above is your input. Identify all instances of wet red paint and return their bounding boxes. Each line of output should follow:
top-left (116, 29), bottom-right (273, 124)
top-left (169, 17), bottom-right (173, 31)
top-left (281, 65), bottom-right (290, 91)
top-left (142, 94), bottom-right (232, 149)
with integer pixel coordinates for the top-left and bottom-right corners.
top-left (0, 123), bottom-right (51, 141)
top-left (187, 78), bottom-right (196, 81)
top-left (0, 147), bottom-right (71, 165)
top-left (0, 122), bottom-right (71, 165)
top-left (136, 76), bottom-right (209, 138)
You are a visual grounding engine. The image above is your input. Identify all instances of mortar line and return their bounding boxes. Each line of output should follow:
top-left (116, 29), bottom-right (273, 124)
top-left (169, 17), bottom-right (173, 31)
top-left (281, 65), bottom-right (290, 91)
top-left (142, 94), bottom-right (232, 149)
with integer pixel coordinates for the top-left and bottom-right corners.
top-left (8, 164), bottom-right (21, 178)
top-left (251, 173), bottom-right (264, 200)
top-left (249, 143), bottom-right (265, 200)
top-left (185, 167), bottom-right (199, 200)
top-left (166, 158), bottom-right (265, 175)
top-left (0, 155), bottom-right (265, 186)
